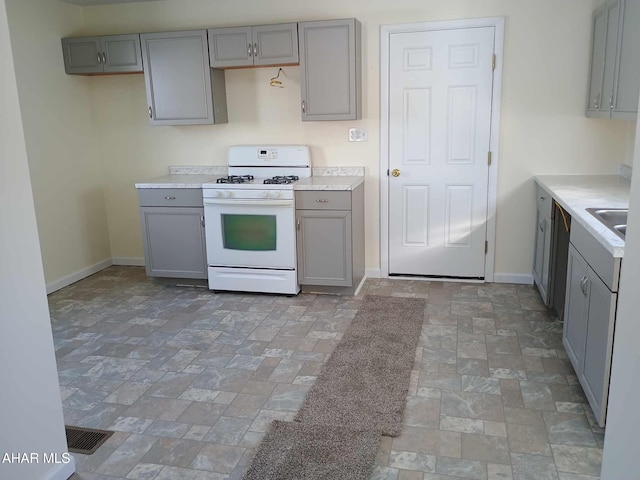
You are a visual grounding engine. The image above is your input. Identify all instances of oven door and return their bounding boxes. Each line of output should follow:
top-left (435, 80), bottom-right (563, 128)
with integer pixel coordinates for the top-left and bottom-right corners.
top-left (203, 198), bottom-right (296, 269)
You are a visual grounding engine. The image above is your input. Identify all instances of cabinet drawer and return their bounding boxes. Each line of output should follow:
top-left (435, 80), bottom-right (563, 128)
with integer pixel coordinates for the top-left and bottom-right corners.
top-left (570, 221), bottom-right (621, 292)
top-left (138, 188), bottom-right (203, 207)
top-left (295, 191), bottom-right (351, 210)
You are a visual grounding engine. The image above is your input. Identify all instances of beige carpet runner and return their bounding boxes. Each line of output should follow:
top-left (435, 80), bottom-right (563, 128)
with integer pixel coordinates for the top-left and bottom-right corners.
top-left (243, 295), bottom-right (426, 480)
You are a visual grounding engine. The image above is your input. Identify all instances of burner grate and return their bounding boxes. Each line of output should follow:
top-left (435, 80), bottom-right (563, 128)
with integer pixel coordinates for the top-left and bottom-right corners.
top-left (264, 175), bottom-right (299, 185)
top-left (217, 175), bottom-right (255, 184)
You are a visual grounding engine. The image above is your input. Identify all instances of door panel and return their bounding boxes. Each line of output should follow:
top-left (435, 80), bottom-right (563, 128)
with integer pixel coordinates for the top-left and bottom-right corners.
top-left (388, 27), bottom-right (494, 277)
top-left (208, 27), bottom-right (253, 68)
top-left (581, 270), bottom-right (616, 426)
top-left (403, 185), bottom-right (429, 246)
top-left (253, 23), bottom-right (299, 66)
top-left (101, 34), bottom-right (142, 73)
top-left (587, 6), bottom-right (607, 112)
top-left (563, 245), bottom-right (589, 373)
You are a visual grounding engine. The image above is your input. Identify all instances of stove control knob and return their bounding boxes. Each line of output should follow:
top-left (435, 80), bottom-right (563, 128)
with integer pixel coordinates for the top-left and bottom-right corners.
top-left (262, 191), bottom-right (270, 198)
top-left (225, 191), bottom-right (233, 198)
top-left (272, 191), bottom-right (281, 198)
top-left (215, 191), bottom-right (223, 198)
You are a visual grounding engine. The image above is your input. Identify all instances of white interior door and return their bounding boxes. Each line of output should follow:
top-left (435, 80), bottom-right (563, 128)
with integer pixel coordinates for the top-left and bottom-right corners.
top-left (388, 27), bottom-right (495, 278)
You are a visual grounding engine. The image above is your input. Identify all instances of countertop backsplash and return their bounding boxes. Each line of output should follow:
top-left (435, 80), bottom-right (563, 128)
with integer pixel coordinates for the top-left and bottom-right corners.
top-left (169, 166), bottom-right (228, 175)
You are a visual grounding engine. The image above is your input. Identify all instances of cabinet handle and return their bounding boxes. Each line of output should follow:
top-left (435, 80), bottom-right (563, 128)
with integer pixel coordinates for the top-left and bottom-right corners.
top-left (297, 219), bottom-right (301, 231)
top-left (102, 52), bottom-right (107, 64)
top-left (609, 95), bottom-right (614, 110)
top-left (593, 94), bottom-right (600, 109)
top-left (253, 43), bottom-right (258, 57)
top-left (301, 100), bottom-right (306, 114)
top-left (97, 52), bottom-right (102, 64)
top-left (580, 276), bottom-right (588, 296)
top-left (148, 106), bottom-right (153, 118)
top-left (247, 43), bottom-right (252, 57)
top-left (316, 199), bottom-right (330, 203)
top-left (201, 215), bottom-right (205, 228)
top-left (165, 196), bottom-right (176, 200)
top-left (610, 93), bottom-right (615, 110)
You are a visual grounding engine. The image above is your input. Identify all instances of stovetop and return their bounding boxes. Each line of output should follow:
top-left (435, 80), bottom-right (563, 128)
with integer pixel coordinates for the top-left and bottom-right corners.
top-left (215, 175), bottom-right (301, 185)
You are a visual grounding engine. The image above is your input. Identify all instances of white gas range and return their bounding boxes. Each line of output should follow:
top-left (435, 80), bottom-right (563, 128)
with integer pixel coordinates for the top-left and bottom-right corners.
top-left (202, 145), bottom-right (311, 295)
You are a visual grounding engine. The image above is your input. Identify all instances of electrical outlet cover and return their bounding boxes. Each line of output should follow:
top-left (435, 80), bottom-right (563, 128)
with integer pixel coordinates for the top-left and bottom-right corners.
top-left (348, 128), bottom-right (368, 142)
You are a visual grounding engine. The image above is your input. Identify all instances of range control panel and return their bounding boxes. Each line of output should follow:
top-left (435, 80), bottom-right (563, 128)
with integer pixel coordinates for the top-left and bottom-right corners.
top-left (257, 148), bottom-right (278, 160)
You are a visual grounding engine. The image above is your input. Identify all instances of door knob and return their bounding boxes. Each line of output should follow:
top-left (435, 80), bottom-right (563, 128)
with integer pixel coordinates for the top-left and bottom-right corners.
top-left (391, 169), bottom-right (400, 177)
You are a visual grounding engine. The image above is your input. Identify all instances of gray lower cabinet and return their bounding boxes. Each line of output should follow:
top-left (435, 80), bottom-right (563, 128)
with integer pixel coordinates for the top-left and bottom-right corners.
top-left (586, 0), bottom-right (640, 119)
top-left (533, 184), bottom-right (553, 305)
top-left (563, 223), bottom-right (619, 427)
top-left (208, 23), bottom-right (298, 68)
top-left (137, 188), bottom-right (207, 279)
top-left (295, 184), bottom-right (364, 293)
top-left (298, 18), bottom-right (361, 121)
top-left (140, 30), bottom-right (228, 126)
top-left (62, 34), bottom-right (142, 74)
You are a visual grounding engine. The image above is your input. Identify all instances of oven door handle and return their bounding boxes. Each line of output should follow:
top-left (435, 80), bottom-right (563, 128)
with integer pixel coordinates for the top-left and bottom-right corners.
top-left (203, 199), bottom-right (294, 207)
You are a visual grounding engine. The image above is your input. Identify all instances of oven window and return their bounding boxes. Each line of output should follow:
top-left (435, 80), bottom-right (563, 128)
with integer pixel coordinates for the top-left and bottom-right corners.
top-left (222, 214), bottom-right (277, 251)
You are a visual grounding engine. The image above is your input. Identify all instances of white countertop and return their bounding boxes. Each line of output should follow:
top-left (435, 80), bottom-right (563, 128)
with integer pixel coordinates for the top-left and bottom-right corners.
top-left (534, 174), bottom-right (630, 258)
top-left (294, 175), bottom-right (364, 191)
top-left (135, 174), bottom-right (220, 189)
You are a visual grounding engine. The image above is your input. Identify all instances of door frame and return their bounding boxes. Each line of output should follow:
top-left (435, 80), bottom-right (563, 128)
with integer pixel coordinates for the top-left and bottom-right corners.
top-left (380, 16), bottom-right (505, 281)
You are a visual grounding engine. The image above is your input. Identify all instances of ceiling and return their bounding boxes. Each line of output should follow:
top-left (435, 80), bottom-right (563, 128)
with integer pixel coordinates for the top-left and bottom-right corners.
top-left (58, 0), bottom-right (165, 6)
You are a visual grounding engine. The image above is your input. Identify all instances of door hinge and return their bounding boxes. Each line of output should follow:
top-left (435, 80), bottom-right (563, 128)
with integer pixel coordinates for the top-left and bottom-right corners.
top-left (488, 151), bottom-right (492, 166)
top-left (492, 54), bottom-right (496, 70)
top-left (485, 241), bottom-right (488, 254)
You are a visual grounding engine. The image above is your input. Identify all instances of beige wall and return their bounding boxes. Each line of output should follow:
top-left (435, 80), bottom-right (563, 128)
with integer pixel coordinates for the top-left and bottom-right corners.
top-left (6, 0), bottom-right (111, 289)
top-left (15, 0), bottom-right (633, 282)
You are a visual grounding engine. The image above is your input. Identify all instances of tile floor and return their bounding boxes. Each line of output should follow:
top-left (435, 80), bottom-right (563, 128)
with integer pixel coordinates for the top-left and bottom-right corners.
top-left (49, 266), bottom-right (603, 480)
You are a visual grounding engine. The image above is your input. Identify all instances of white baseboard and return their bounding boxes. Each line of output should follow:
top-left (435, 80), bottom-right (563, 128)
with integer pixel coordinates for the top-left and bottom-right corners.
top-left (365, 268), bottom-right (382, 279)
top-left (112, 257), bottom-right (145, 266)
top-left (493, 273), bottom-right (534, 285)
top-left (43, 456), bottom-right (76, 480)
top-left (45, 259), bottom-right (112, 294)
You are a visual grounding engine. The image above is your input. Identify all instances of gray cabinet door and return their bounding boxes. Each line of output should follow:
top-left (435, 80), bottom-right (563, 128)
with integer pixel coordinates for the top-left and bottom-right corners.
top-left (586, 6), bottom-right (607, 114)
top-left (61, 37), bottom-right (102, 74)
top-left (581, 268), bottom-right (616, 427)
top-left (139, 206), bottom-right (207, 279)
top-left (600, 0), bottom-right (622, 115)
top-left (563, 244), bottom-right (589, 374)
top-left (252, 23), bottom-right (298, 66)
top-left (613, 0), bottom-right (640, 118)
top-left (533, 186), bottom-right (552, 305)
top-left (208, 26), bottom-right (253, 68)
top-left (101, 34), bottom-right (142, 73)
top-left (141, 30), bottom-right (227, 126)
top-left (296, 209), bottom-right (352, 286)
top-left (299, 18), bottom-right (361, 121)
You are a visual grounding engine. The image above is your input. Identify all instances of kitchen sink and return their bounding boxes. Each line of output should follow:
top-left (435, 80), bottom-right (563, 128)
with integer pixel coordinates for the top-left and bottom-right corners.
top-left (586, 208), bottom-right (628, 239)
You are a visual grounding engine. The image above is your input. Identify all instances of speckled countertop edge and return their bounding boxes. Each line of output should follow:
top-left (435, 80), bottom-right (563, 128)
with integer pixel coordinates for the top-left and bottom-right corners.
top-left (534, 174), bottom-right (630, 258)
top-left (294, 175), bottom-right (364, 191)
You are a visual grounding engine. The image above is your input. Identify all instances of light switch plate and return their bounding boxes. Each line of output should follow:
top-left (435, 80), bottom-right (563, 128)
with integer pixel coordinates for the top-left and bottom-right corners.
top-left (348, 128), bottom-right (368, 142)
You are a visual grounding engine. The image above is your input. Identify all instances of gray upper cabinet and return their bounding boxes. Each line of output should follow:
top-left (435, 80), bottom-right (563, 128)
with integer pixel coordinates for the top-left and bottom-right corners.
top-left (586, 0), bottom-right (640, 119)
top-left (298, 18), bottom-right (362, 121)
top-left (62, 34), bottom-right (143, 75)
top-left (140, 30), bottom-right (228, 126)
top-left (208, 23), bottom-right (299, 68)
